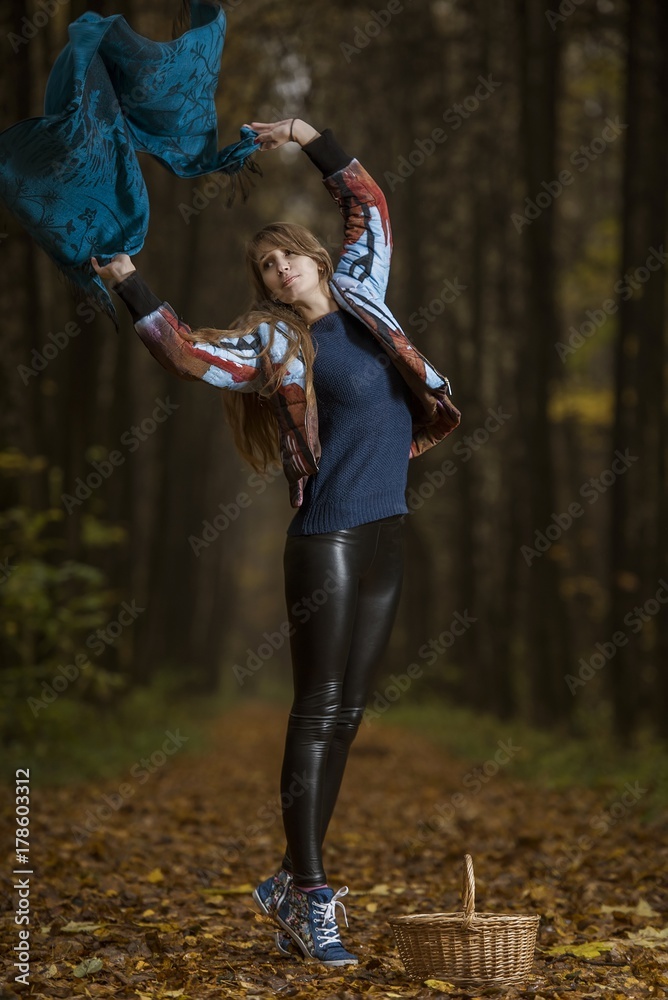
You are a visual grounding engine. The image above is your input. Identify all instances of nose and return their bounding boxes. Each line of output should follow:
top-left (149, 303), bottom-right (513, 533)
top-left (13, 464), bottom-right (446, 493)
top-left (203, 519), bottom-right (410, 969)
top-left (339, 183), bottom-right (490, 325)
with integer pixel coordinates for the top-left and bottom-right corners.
top-left (277, 257), bottom-right (290, 273)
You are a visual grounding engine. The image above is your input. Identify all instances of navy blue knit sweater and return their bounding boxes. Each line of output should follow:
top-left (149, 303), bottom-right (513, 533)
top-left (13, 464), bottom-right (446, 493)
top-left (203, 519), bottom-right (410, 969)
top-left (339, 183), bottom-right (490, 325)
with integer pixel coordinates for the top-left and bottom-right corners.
top-left (286, 307), bottom-right (415, 536)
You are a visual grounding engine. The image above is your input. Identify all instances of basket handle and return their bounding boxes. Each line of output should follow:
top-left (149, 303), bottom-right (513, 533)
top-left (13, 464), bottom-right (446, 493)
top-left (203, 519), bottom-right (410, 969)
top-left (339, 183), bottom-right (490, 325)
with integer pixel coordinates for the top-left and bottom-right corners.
top-left (461, 853), bottom-right (476, 929)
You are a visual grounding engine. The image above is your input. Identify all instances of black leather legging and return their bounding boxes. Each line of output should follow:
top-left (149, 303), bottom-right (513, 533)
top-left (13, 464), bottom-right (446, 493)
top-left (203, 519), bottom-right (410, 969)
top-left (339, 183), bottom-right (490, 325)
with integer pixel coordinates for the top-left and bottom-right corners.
top-left (279, 513), bottom-right (405, 887)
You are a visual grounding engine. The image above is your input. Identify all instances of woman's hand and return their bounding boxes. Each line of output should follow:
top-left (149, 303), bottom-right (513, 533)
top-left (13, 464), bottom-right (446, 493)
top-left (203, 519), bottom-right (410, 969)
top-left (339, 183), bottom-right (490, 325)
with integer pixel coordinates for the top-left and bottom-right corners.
top-left (91, 253), bottom-right (136, 290)
top-left (244, 119), bottom-right (320, 151)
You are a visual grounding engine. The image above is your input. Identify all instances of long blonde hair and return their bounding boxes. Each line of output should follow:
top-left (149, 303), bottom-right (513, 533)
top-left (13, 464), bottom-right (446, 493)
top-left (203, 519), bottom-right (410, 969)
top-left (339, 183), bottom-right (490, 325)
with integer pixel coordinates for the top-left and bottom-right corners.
top-left (179, 222), bottom-right (334, 474)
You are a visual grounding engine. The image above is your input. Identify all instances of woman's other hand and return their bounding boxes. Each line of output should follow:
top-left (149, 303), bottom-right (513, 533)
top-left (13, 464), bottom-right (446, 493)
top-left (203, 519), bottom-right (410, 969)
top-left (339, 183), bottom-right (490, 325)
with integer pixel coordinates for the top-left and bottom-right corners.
top-left (91, 253), bottom-right (136, 289)
top-left (243, 119), bottom-right (320, 151)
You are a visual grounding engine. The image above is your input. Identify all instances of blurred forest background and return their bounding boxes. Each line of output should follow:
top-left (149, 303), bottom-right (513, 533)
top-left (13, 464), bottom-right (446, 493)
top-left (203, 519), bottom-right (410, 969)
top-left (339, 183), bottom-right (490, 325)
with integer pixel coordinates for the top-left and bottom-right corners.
top-left (1, 0), bottom-right (666, 775)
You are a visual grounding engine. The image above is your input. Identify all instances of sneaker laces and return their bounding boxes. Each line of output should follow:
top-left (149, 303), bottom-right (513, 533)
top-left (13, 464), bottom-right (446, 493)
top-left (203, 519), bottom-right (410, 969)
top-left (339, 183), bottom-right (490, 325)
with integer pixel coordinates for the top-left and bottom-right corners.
top-left (312, 886), bottom-right (350, 947)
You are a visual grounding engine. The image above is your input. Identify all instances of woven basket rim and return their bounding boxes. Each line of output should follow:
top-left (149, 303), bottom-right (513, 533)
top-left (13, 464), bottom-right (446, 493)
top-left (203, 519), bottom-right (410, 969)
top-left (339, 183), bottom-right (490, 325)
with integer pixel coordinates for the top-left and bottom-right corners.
top-left (388, 911), bottom-right (541, 925)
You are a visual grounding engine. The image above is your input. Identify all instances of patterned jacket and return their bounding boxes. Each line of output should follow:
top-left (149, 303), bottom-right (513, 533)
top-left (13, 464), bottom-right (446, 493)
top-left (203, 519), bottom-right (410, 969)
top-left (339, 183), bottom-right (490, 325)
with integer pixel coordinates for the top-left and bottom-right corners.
top-left (115, 129), bottom-right (462, 507)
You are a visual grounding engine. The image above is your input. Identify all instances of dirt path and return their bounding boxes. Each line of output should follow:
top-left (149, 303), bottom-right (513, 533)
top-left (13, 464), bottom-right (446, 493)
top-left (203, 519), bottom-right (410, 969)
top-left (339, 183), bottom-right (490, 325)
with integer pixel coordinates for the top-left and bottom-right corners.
top-left (1, 701), bottom-right (666, 999)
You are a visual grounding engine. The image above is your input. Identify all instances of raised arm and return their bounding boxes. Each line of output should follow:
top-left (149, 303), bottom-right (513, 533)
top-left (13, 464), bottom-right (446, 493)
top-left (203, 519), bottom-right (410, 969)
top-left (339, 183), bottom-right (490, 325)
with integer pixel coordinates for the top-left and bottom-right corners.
top-left (91, 255), bottom-right (264, 392)
top-left (302, 129), bottom-right (392, 300)
top-left (249, 120), bottom-right (392, 301)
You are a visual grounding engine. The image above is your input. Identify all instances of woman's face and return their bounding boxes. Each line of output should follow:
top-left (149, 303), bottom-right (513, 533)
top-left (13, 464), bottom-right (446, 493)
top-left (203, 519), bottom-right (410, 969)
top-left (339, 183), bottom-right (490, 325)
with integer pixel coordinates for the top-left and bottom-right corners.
top-left (257, 244), bottom-right (323, 306)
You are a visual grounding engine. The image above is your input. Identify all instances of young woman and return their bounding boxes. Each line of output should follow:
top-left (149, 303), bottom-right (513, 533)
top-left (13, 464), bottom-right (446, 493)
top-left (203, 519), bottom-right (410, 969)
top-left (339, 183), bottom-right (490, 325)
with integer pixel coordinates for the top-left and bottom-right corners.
top-left (92, 118), bottom-right (460, 968)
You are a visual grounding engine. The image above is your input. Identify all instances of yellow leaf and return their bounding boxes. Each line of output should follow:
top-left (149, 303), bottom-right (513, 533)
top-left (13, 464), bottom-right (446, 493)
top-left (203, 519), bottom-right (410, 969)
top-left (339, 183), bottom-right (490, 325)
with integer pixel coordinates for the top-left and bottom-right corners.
top-left (145, 868), bottom-right (164, 883)
top-left (369, 883), bottom-right (391, 895)
top-left (601, 899), bottom-right (661, 919)
top-left (44, 964), bottom-right (58, 979)
top-left (216, 883), bottom-right (254, 895)
top-left (624, 926), bottom-right (668, 948)
top-left (366, 902), bottom-right (379, 913)
top-left (548, 941), bottom-right (614, 958)
top-left (424, 978), bottom-right (455, 990)
top-left (141, 908), bottom-right (156, 917)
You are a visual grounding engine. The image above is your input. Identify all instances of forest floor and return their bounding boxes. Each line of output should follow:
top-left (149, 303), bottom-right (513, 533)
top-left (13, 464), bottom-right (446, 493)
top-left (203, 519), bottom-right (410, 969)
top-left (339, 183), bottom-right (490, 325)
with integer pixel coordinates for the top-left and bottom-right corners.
top-left (1, 700), bottom-right (667, 1000)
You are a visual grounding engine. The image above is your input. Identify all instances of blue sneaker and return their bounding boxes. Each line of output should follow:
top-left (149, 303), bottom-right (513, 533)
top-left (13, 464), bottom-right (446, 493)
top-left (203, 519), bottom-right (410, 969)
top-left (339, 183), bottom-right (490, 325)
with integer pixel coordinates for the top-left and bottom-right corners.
top-left (252, 868), bottom-right (292, 919)
top-left (274, 930), bottom-right (299, 957)
top-left (276, 884), bottom-right (358, 967)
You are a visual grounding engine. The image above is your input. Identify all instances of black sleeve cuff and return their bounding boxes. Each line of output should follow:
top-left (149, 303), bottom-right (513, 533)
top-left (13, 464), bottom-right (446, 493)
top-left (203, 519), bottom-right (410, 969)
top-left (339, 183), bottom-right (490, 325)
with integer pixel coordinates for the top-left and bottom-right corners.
top-left (113, 270), bottom-right (163, 323)
top-left (301, 128), bottom-right (353, 177)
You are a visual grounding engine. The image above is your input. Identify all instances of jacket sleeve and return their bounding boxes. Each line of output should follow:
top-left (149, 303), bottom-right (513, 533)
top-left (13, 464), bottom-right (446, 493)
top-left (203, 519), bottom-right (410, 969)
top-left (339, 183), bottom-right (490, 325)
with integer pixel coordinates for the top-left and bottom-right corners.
top-left (302, 128), bottom-right (392, 301)
top-left (113, 271), bottom-right (264, 392)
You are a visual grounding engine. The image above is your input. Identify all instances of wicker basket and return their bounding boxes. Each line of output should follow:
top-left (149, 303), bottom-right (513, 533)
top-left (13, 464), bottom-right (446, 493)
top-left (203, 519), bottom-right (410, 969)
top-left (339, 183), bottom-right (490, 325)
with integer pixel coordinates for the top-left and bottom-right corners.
top-left (388, 854), bottom-right (540, 988)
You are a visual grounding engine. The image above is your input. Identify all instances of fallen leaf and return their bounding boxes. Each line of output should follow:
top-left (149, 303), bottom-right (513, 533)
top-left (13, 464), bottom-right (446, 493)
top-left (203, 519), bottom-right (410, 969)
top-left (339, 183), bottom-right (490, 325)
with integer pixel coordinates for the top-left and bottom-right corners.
top-left (624, 926), bottom-right (668, 948)
top-left (547, 941), bottom-right (615, 958)
top-left (216, 883), bottom-right (254, 895)
top-left (600, 899), bottom-right (661, 918)
top-left (61, 921), bottom-right (107, 933)
top-left (145, 868), bottom-right (164, 883)
top-left (72, 957), bottom-right (103, 977)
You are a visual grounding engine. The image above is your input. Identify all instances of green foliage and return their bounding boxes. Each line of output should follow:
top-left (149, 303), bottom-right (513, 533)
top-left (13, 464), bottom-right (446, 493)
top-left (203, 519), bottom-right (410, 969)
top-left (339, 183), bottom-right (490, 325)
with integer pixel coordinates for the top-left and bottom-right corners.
top-left (5, 667), bottom-right (231, 787)
top-left (377, 699), bottom-right (668, 813)
top-left (0, 450), bottom-right (128, 748)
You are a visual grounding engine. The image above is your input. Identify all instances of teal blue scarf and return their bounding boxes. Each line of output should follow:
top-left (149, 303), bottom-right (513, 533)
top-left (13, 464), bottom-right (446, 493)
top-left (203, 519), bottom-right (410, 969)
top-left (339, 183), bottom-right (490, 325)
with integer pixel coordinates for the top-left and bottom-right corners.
top-left (0, 1), bottom-right (260, 326)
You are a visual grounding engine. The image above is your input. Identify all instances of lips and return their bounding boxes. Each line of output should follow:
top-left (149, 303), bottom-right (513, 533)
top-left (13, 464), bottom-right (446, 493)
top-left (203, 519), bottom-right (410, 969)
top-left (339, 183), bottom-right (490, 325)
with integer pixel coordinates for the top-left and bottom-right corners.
top-left (282, 275), bottom-right (299, 288)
